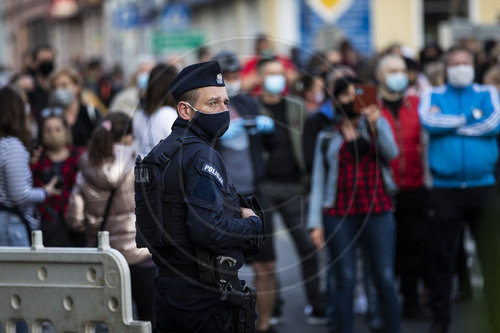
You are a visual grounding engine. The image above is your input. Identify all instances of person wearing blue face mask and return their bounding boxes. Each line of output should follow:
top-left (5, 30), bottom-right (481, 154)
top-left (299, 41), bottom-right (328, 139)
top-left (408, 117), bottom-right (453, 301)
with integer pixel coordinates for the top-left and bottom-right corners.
top-left (109, 54), bottom-right (156, 117)
top-left (376, 54), bottom-right (430, 321)
top-left (255, 56), bottom-right (327, 327)
top-left (213, 50), bottom-right (277, 333)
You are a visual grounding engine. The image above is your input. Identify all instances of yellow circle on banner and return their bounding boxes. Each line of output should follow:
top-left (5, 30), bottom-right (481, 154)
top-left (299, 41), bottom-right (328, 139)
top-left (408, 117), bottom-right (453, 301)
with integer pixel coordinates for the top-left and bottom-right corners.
top-left (321, 0), bottom-right (341, 9)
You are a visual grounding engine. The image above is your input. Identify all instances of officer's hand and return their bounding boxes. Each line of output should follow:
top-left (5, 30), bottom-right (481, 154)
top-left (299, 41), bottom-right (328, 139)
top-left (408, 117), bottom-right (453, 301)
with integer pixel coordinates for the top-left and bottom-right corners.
top-left (240, 207), bottom-right (258, 219)
top-left (44, 177), bottom-right (62, 197)
top-left (255, 115), bottom-right (275, 134)
top-left (310, 228), bottom-right (325, 250)
top-left (220, 118), bottom-right (244, 140)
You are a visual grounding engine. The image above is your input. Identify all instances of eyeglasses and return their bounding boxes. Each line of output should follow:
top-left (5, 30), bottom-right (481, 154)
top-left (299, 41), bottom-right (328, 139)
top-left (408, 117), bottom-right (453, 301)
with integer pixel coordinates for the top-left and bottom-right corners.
top-left (41, 107), bottom-right (64, 119)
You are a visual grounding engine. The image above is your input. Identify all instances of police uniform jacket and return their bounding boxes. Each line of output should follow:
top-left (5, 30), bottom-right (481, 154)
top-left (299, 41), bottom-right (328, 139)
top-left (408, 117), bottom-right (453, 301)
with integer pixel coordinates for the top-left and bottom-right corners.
top-left (150, 117), bottom-right (262, 272)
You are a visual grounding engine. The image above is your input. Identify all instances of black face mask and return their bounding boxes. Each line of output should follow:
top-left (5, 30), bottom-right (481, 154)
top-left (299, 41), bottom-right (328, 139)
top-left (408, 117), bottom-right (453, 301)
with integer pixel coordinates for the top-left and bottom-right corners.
top-left (190, 108), bottom-right (230, 140)
top-left (38, 60), bottom-right (54, 76)
top-left (339, 102), bottom-right (357, 119)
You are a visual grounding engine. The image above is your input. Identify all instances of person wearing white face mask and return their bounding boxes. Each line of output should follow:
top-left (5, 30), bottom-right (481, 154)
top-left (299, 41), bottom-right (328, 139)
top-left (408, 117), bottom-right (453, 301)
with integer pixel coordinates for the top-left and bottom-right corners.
top-left (376, 54), bottom-right (429, 320)
top-left (419, 46), bottom-right (500, 333)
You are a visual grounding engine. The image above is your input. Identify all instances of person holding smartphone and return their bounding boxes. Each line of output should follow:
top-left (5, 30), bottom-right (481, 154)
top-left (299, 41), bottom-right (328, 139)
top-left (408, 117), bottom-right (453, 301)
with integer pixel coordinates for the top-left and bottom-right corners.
top-left (308, 77), bottom-right (401, 333)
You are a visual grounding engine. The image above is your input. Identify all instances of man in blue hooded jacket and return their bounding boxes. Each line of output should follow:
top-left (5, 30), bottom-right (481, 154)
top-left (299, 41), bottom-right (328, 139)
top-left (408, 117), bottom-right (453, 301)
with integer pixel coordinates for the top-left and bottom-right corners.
top-left (419, 46), bottom-right (500, 333)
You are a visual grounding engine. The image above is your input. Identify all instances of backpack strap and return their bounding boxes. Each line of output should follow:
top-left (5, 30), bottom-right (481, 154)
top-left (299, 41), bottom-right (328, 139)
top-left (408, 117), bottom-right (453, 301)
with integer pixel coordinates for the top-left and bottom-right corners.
top-left (100, 187), bottom-right (117, 232)
top-left (157, 136), bottom-right (202, 168)
top-left (86, 104), bottom-right (97, 124)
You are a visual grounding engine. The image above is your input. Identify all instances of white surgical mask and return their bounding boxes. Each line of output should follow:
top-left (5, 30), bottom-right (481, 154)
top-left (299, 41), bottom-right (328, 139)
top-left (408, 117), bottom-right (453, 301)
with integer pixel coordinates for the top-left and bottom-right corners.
top-left (447, 65), bottom-right (474, 88)
top-left (385, 72), bottom-right (409, 92)
top-left (51, 88), bottom-right (75, 107)
top-left (264, 74), bottom-right (286, 95)
top-left (225, 80), bottom-right (241, 97)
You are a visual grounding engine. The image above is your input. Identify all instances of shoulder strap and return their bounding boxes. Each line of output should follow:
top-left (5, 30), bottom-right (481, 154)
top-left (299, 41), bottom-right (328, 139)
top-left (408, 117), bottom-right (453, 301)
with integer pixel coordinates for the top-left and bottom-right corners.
top-left (100, 188), bottom-right (117, 232)
top-left (158, 136), bottom-right (201, 168)
top-left (87, 104), bottom-right (97, 124)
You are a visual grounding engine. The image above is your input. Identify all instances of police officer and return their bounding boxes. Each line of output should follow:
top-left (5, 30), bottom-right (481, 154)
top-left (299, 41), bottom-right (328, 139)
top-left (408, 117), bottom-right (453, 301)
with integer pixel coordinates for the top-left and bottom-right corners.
top-left (135, 61), bottom-right (263, 333)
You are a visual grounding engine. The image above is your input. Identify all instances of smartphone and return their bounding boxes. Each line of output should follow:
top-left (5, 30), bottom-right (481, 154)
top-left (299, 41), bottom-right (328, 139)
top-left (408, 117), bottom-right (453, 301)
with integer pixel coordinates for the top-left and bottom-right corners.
top-left (354, 84), bottom-right (378, 112)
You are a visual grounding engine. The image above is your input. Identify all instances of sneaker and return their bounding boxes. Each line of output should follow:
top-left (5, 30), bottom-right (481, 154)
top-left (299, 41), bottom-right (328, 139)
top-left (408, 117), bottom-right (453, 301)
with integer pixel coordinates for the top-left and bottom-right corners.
top-left (269, 296), bottom-right (284, 325)
top-left (268, 317), bottom-right (282, 326)
top-left (306, 306), bottom-right (328, 325)
top-left (353, 293), bottom-right (368, 314)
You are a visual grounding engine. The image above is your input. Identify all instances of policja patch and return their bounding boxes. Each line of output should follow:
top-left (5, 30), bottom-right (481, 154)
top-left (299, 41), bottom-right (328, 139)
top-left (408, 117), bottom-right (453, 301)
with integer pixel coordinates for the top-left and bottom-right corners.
top-left (201, 162), bottom-right (224, 187)
top-left (135, 166), bottom-right (151, 184)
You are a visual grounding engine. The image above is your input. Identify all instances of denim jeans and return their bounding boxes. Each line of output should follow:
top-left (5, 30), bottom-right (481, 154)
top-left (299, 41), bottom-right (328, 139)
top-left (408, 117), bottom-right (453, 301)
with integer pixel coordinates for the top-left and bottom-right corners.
top-left (363, 251), bottom-right (384, 329)
top-left (323, 212), bottom-right (400, 333)
top-left (326, 249), bottom-right (383, 331)
top-left (0, 210), bottom-right (30, 247)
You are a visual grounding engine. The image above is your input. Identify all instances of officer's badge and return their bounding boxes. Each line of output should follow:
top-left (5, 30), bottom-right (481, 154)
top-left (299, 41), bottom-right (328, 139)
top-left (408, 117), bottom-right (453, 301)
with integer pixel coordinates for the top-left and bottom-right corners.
top-left (472, 109), bottom-right (483, 120)
top-left (429, 105), bottom-right (441, 114)
top-left (216, 73), bottom-right (224, 85)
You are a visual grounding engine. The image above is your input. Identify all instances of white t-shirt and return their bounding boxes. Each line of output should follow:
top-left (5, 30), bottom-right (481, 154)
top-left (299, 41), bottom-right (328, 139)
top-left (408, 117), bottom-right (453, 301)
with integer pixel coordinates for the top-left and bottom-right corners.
top-left (133, 106), bottom-right (178, 157)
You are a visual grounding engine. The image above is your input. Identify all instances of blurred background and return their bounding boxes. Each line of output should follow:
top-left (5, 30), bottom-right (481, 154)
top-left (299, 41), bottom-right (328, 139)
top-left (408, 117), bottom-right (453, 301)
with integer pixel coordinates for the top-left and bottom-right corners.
top-left (0, 0), bottom-right (499, 79)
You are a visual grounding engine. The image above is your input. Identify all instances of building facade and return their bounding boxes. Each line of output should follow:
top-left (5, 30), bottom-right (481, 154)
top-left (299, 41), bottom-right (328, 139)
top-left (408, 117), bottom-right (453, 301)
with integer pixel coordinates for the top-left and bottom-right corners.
top-left (1, 0), bottom-right (499, 73)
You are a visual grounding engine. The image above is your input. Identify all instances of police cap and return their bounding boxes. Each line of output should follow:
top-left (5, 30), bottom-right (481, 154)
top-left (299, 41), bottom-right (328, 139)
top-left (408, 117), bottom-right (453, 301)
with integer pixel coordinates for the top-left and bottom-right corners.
top-left (170, 61), bottom-right (225, 102)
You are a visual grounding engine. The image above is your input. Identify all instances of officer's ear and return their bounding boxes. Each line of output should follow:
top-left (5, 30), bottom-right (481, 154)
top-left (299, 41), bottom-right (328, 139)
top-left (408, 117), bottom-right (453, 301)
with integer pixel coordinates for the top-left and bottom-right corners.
top-left (177, 102), bottom-right (193, 121)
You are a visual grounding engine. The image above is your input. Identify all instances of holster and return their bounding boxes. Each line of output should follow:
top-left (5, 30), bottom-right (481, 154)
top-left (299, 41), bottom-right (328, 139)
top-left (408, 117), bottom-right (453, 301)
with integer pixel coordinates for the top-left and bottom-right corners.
top-left (227, 286), bottom-right (257, 333)
top-left (212, 255), bottom-right (257, 333)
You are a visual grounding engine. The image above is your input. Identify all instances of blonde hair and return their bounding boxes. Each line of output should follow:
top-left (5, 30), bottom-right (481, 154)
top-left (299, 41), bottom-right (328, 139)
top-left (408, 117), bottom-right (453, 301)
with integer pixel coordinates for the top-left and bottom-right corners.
top-left (49, 67), bottom-right (84, 91)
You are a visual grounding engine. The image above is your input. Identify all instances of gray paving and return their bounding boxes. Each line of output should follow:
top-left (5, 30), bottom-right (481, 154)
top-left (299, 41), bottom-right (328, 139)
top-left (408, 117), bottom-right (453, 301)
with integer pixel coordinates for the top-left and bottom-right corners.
top-left (240, 218), bottom-right (493, 333)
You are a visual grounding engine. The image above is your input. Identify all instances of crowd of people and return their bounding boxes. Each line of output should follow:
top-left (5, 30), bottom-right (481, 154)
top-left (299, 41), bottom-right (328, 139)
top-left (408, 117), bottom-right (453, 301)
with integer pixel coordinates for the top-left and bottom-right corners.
top-left (0, 34), bottom-right (500, 333)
